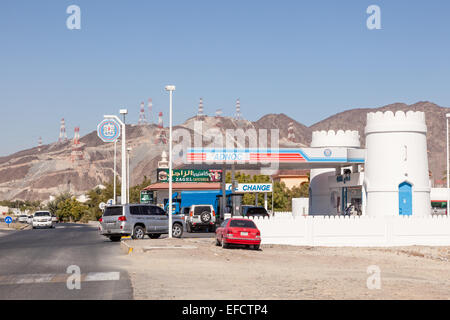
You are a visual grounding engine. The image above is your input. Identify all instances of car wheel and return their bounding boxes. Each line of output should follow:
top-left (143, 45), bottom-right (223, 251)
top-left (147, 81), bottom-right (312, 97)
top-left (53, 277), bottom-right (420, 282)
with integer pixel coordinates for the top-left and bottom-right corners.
top-left (109, 236), bottom-right (121, 242)
top-left (172, 223), bottom-right (183, 238)
top-left (253, 245), bottom-right (260, 250)
top-left (132, 225), bottom-right (146, 240)
top-left (200, 211), bottom-right (211, 223)
top-left (149, 234), bottom-right (161, 239)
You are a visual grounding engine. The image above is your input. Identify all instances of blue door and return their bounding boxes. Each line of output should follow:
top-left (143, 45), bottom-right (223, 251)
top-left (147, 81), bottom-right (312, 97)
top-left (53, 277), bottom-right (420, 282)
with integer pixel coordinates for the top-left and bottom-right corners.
top-left (398, 182), bottom-right (412, 216)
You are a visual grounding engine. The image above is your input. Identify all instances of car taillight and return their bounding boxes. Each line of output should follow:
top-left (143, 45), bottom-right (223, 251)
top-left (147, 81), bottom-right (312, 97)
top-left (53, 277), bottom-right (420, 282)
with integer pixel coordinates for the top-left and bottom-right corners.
top-left (189, 211), bottom-right (193, 216)
top-left (212, 210), bottom-right (215, 217)
top-left (99, 218), bottom-right (103, 222)
top-left (118, 216), bottom-right (127, 221)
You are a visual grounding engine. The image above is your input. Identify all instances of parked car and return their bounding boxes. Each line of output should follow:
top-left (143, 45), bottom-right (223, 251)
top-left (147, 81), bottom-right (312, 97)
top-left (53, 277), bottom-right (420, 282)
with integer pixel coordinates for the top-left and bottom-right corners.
top-left (32, 211), bottom-right (55, 229)
top-left (216, 218), bottom-right (261, 250)
top-left (242, 206), bottom-right (270, 218)
top-left (185, 204), bottom-right (216, 233)
top-left (99, 204), bottom-right (185, 242)
top-left (431, 201), bottom-right (447, 215)
top-left (27, 215), bottom-right (33, 224)
top-left (51, 214), bottom-right (59, 223)
top-left (18, 214), bottom-right (28, 223)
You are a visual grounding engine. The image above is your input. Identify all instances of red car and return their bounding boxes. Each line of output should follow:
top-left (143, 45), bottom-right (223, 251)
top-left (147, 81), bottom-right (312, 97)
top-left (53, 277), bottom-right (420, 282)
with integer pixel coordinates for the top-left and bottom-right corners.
top-left (215, 218), bottom-right (261, 250)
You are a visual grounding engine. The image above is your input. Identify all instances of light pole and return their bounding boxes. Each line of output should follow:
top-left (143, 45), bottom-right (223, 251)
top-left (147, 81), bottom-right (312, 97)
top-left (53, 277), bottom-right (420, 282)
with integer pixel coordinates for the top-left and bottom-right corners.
top-left (120, 109), bottom-right (128, 204)
top-left (165, 85), bottom-right (176, 238)
top-left (113, 140), bottom-right (117, 204)
top-left (127, 147), bottom-right (132, 203)
top-left (447, 113), bottom-right (450, 214)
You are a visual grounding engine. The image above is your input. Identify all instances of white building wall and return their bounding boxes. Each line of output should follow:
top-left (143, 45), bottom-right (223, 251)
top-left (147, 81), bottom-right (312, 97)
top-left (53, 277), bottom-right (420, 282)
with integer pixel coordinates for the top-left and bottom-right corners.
top-left (309, 130), bottom-right (361, 215)
top-left (364, 111), bottom-right (431, 217)
top-left (247, 215), bottom-right (450, 247)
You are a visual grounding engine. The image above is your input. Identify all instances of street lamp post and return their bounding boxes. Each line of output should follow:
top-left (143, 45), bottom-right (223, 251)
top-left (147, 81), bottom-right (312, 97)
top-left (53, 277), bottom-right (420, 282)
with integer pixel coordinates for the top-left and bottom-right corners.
top-left (165, 85), bottom-right (176, 238)
top-left (120, 109), bottom-right (128, 204)
top-left (127, 147), bottom-right (132, 203)
top-left (113, 140), bottom-right (117, 204)
top-left (447, 113), bottom-right (450, 214)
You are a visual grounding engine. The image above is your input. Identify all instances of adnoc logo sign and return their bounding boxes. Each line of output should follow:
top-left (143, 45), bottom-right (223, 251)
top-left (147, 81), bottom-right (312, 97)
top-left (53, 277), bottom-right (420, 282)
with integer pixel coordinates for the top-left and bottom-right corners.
top-left (205, 152), bottom-right (250, 162)
top-left (226, 183), bottom-right (273, 193)
top-left (97, 119), bottom-right (121, 143)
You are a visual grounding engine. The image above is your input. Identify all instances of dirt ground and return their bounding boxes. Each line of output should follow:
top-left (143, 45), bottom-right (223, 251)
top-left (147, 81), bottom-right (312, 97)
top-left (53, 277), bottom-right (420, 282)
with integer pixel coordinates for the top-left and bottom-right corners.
top-left (118, 238), bottom-right (450, 300)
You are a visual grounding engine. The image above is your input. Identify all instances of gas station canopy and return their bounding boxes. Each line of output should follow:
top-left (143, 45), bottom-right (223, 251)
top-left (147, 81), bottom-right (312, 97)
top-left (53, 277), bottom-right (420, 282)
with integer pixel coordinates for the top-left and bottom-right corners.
top-left (183, 147), bottom-right (365, 170)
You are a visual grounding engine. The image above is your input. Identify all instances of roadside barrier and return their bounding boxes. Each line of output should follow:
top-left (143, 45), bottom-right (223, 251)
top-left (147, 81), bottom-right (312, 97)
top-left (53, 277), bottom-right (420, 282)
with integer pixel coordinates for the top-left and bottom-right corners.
top-left (247, 214), bottom-right (450, 247)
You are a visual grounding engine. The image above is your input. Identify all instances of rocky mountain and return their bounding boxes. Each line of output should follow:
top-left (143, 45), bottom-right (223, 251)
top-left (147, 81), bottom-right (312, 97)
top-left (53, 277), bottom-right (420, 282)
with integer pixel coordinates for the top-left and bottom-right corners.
top-left (0, 101), bottom-right (448, 201)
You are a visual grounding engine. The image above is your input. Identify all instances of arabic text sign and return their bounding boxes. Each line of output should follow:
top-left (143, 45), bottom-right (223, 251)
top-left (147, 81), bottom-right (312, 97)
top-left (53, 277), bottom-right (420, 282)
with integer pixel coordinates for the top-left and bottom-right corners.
top-left (157, 169), bottom-right (223, 183)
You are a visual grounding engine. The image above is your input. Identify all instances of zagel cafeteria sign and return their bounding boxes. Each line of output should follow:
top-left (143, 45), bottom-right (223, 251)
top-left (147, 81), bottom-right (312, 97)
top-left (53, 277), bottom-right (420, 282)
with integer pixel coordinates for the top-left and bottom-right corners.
top-left (157, 169), bottom-right (223, 183)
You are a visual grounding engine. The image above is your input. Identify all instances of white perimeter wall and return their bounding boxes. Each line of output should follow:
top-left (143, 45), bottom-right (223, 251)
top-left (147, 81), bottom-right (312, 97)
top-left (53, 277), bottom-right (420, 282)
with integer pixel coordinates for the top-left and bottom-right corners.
top-left (249, 213), bottom-right (450, 247)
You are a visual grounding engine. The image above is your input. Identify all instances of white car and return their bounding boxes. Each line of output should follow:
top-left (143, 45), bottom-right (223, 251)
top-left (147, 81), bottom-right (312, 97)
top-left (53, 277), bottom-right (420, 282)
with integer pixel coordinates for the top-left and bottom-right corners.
top-left (18, 215), bottom-right (28, 223)
top-left (32, 211), bottom-right (54, 229)
top-left (27, 215), bottom-right (33, 224)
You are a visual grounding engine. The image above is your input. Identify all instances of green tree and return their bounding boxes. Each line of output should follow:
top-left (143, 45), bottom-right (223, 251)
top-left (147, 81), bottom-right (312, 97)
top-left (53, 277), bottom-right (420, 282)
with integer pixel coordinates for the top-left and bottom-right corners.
top-left (46, 192), bottom-right (72, 215)
top-left (56, 198), bottom-right (88, 222)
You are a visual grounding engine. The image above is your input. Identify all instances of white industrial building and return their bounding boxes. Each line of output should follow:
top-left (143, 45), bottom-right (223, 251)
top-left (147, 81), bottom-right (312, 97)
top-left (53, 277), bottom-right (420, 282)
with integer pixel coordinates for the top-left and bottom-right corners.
top-left (309, 110), bottom-right (436, 218)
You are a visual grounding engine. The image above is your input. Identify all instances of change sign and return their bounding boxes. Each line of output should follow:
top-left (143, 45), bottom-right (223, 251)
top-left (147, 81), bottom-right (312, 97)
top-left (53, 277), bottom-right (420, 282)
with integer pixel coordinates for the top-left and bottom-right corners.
top-left (226, 183), bottom-right (273, 193)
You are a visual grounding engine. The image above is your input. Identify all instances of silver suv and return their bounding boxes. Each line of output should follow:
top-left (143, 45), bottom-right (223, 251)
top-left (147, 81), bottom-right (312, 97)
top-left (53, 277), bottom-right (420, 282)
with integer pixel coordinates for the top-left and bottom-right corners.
top-left (186, 204), bottom-right (216, 233)
top-left (99, 204), bottom-right (184, 241)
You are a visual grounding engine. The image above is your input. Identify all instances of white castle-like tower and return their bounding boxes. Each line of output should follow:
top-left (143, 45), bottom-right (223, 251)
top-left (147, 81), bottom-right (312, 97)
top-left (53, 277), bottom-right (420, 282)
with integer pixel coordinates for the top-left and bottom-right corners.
top-left (309, 130), bottom-right (361, 215)
top-left (364, 111), bottom-right (431, 217)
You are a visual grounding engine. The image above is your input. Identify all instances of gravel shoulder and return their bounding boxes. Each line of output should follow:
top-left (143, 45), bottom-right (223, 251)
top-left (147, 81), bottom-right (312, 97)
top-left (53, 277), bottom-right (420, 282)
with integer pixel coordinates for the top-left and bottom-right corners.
top-left (118, 238), bottom-right (450, 300)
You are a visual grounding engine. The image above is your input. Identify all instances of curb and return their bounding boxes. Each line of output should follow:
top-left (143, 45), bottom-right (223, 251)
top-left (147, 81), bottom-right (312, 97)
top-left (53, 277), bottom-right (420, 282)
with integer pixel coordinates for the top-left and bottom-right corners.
top-left (120, 240), bottom-right (134, 255)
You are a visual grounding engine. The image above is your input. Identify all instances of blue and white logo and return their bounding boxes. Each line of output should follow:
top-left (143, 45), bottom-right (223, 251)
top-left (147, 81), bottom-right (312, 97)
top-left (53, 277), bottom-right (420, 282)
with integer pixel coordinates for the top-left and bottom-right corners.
top-left (97, 119), bottom-right (121, 143)
top-left (324, 148), bottom-right (332, 157)
top-left (4, 216), bottom-right (13, 224)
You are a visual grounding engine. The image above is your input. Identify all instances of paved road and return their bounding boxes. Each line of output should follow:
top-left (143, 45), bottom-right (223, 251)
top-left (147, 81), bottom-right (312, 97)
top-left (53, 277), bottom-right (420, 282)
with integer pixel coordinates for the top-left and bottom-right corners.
top-left (0, 223), bottom-right (133, 299)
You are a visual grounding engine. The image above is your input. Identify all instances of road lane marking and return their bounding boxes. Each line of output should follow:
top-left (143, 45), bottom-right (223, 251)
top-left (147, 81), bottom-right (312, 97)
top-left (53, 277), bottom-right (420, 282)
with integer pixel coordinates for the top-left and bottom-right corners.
top-left (0, 272), bottom-right (121, 286)
top-left (84, 272), bottom-right (120, 281)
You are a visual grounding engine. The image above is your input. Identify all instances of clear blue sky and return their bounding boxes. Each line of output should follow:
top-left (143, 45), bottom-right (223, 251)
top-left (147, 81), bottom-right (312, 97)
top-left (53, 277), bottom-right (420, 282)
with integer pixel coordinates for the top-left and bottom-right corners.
top-left (2, 0), bottom-right (450, 156)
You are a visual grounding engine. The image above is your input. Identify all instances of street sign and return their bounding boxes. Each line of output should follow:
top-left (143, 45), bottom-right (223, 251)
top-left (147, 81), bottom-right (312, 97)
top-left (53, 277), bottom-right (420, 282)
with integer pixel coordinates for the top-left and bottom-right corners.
top-left (97, 119), bottom-right (121, 143)
top-left (99, 202), bottom-right (106, 211)
top-left (226, 183), bottom-right (273, 193)
top-left (140, 190), bottom-right (154, 204)
top-left (5, 216), bottom-right (12, 224)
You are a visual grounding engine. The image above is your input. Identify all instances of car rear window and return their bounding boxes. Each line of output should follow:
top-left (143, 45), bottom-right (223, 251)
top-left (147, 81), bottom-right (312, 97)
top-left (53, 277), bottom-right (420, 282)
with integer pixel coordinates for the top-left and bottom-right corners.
top-left (194, 206), bottom-right (212, 214)
top-left (246, 207), bottom-right (268, 215)
top-left (34, 212), bottom-right (51, 217)
top-left (103, 206), bottom-right (123, 216)
top-left (229, 220), bottom-right (257, 228)
top-left (130, 206), bottom-right (151, 215)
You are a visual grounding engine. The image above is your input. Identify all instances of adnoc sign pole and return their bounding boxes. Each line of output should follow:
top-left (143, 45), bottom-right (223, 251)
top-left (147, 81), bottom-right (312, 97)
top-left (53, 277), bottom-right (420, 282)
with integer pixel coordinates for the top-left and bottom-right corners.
top-left (97, 118), bottom-right (122, 203)
top-left (101, 114), bottom-right (127, 204)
